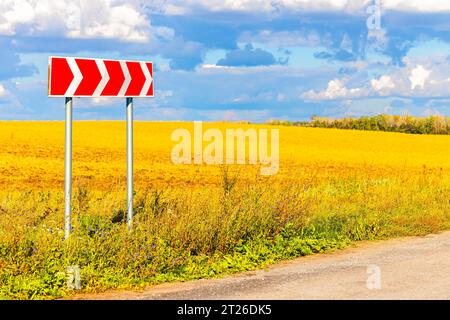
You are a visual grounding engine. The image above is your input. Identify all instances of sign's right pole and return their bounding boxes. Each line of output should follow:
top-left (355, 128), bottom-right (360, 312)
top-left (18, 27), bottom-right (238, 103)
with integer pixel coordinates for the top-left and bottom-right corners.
top-left (126, 97), bottom-right (134, 230)
top-left (64, 97), bottom-right (73, 240)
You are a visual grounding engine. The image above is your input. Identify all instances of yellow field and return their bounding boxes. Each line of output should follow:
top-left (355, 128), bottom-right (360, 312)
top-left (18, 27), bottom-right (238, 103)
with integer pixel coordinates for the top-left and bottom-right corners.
top-left (0, 121), bottom-right (449, 299)
top-left (1, 121), bottom-right (449, 192)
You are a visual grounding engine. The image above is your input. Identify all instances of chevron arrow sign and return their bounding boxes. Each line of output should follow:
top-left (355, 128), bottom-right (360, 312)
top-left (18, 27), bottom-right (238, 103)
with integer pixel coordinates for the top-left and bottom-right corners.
top-left (48, 56), bottom-right (154, 97)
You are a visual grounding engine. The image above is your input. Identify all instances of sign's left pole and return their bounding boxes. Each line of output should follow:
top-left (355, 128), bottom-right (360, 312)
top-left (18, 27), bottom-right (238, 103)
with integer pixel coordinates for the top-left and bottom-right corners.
top-left (126, 97), bottom-right (134, 231)
top-left (64, 97), bottom-right (73, 240)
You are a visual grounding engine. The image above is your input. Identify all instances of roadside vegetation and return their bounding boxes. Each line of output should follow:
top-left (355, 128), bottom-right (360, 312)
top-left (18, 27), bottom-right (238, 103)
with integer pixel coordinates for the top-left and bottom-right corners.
top-left (1, 168), bottom-right (449, 299)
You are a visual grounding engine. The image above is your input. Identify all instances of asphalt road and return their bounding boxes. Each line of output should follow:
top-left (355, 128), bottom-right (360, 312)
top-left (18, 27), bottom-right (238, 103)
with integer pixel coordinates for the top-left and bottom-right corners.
top-left (75, 231), bottom-right (450, 300)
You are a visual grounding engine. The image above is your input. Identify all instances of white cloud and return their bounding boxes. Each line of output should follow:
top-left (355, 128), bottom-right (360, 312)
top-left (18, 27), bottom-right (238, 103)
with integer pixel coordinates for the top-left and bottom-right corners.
top-left (153, 26), bottom-right (175, 41)
top-left (0, 0), bottom-right (35, 34)
top-left (0, 0), bottom-right (150, 42)
top-left (0, 84), bottom-right (9, 97)
top-left (303, 56), bottom-right (450, 101)
top-left (409, 65), bottom-right (430, 90)
top-left (383, 0), bottom-right (450, 13)
top-left (302, 79), bottom-right (366, 100)
top-left (2, 0), bottom-right (449, 40)
top-left (164, 0), bottom-right (450, 14)
top-left (370, 75), bottom-right (395, 95)
top-left (197, 63), bottom-right (304, 75)
top-left (164, 4), bottom-right (189, 15)
top-left (164, 0), bottom-right (362, 13)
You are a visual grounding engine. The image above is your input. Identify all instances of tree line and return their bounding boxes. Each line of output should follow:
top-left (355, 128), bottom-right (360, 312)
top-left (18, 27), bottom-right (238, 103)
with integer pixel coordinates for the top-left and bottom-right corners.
top-left (268, 115), bottom-right (450, 135)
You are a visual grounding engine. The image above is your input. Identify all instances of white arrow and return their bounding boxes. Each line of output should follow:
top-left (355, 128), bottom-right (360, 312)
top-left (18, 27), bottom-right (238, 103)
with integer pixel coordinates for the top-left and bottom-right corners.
top-left (118, 61), bottom-right (131, 97)
top-left (139, 62), bottom-right (153, 97)
top-left (93, 59), bottom-right (110, 96)
top-left (65, 57), bottom-right (83, 96)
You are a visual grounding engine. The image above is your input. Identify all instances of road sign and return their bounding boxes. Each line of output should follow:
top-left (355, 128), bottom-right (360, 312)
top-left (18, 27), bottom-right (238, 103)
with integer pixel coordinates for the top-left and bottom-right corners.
top-left (48, 56), bottom-right (153, 97)
top-left (48, 56), bottom-right (154, 239)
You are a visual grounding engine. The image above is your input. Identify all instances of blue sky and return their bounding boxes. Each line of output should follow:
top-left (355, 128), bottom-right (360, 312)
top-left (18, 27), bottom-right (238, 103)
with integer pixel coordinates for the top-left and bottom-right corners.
top-left (0, 0), bottom-right (449, 121)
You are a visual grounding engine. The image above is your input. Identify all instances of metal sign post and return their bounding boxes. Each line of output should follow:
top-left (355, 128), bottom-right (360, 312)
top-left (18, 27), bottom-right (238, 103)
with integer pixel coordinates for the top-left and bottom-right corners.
top-left (48, 56), bottom-right (153, 238)
top-left (126, 97), bottom-right (133, 230)
top-left (64, 97), bottom-right (73, 240)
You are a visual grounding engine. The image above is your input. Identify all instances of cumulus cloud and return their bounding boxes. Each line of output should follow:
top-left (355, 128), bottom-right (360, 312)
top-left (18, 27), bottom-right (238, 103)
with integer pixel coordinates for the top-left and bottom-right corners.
top-left (0, 0), bottom-right (35, 35)
top-left (302, 79), bottom-right (366, 100)
top-left (409, 65), bottom-right (431, 90)
top-left (0, 1), bottom-right (209, 70)
top-left (370, 75), bottom-right (395, 95)
top-left (0, 0), bottom-right (150, 42)
top-left (303, 57), bottom-right (450, 101)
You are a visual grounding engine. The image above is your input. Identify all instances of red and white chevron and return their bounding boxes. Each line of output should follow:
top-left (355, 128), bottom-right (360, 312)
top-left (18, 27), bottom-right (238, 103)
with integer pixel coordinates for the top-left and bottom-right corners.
top-left (48, 56), bottom-right (153, 97)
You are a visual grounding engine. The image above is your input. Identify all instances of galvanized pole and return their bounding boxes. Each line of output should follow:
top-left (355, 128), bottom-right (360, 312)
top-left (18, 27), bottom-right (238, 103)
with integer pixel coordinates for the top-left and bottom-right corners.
top-left (126, 97), bottom-right (134, 230)
top-left (64, 97), bottom-right (73, 240)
